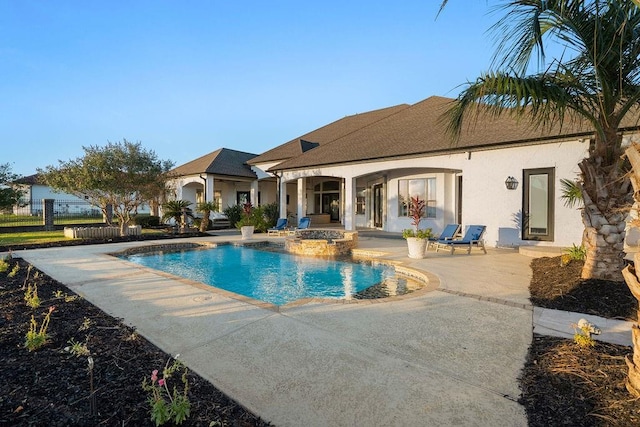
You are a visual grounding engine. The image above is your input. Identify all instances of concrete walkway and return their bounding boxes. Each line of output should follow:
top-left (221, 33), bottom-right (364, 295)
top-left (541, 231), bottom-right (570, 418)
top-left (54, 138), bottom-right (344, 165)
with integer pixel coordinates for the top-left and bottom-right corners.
top-left (11, 234), bottom-right (634, 426)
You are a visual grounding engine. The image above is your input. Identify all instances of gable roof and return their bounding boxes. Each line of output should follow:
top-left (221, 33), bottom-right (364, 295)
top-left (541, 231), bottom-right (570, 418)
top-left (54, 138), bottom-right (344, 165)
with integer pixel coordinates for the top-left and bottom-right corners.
top-left (170, 148), bottom-right (258, 179)
top-left (269, 96), bottom-right (640, 171)
top-left (248, 104), bottom-right (410, 165)
top-left (14, 174), bottom-right (41, 185)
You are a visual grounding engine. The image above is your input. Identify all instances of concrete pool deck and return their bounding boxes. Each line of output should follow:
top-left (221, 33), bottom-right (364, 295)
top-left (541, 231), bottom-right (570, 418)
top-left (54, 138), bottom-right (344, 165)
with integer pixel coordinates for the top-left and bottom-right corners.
top-left (10, 233), bottom-right (634, 426)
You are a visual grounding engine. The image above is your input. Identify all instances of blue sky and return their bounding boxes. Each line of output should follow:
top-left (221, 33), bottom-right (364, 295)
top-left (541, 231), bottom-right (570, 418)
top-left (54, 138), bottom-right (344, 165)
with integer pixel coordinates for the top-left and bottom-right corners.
top-left (2, 1), bottom-right (509, 176)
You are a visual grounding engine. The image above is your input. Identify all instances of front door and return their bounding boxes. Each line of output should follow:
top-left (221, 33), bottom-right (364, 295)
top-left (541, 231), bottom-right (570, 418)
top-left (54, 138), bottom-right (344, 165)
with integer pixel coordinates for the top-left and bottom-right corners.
top-left (373, 184), bottom-right (383, 228)
top-left (322, 194), bottom-right (340, 222)
top-left (523, 168), bottom-right (555, 241)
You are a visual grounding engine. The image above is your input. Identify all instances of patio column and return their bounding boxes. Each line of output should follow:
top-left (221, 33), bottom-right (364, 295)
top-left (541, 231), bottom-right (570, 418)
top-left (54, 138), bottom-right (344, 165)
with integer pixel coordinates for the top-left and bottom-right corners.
top-left (343, 176), bottom-right (356, 231)
top-left (205, 175), bottom-right (214, 202)
top-left (297, 178), bottom-right (306, 222)
top-left (279, 178), bottom-right (287, 221)
top-left (250, 180), bottom-right (259, 206)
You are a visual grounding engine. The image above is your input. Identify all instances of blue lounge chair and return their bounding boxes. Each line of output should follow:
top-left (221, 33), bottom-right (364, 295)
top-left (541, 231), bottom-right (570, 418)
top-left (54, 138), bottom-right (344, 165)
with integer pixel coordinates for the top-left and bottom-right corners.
top-left (267, 218), bottom-right (288, 236)
top-left (288, 216), bottom-right (311, 235)
top-left (297, 216), bottom-right (311, 230)
top-left (434, 225), bottom-right (487, 255)
top-left (427, 224), bottom-right (460, 250)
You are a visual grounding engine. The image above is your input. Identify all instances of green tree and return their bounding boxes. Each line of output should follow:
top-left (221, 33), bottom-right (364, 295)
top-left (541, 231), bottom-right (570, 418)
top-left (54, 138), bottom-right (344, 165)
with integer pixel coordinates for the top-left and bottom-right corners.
top-left (39, 140), bottom-right (174, 236)
top-left (443, 0), bottom-right (640, 280)
top-left (195, 201), bottom-right (219, 232)
top-left (0, 163), bottom-right (24, 212)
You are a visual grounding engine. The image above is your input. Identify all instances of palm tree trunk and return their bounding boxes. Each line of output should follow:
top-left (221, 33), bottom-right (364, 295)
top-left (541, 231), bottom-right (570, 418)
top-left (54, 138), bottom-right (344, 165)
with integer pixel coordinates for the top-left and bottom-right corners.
top-left (578, 156), bottom-right (630, 281)
top-left (199, 209), bottom-right (210, 233)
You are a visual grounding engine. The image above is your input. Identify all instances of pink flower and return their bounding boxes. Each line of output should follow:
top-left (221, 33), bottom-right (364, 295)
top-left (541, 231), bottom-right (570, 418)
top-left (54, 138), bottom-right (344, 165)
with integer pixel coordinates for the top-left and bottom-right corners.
top-left (158, 378), bottom-right (165, 387)
top-left (151, 369), bottom-right (158, 383)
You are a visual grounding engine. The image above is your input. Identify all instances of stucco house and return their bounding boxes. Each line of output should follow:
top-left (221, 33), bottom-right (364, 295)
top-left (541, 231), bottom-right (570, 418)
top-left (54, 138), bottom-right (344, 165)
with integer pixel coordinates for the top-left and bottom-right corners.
top-left (170, 95), bottom-right (639, 249)
top-left (168, 148), bottom-right (273, 213)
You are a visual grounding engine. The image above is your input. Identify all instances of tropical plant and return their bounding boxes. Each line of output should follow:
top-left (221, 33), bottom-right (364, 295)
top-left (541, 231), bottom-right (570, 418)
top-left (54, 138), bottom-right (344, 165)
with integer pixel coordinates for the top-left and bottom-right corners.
top-left (404, 195), bottom-right (428, 237)
top-left (195, 201), bottom-right (219, 232)
top-left (161, 200), bottom-right (194, 227)
top-left (560, 178), bottom-right (583, 209)
top-left (262, 202), bottom-right (279, 228)
top-left (235, 203), bottom-right (268, 233)
top-left (38, 140), bottom-right (174, 236)
top-left (222, 204), bottom-right (243, 228)
top-left (443, 0), bottom-right (640, 280)
top-left (402, 228), bottom-right (433, 239)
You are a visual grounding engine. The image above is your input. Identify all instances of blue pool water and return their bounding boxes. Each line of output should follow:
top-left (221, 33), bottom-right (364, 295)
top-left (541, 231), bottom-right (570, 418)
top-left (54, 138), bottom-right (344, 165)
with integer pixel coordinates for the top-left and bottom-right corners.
top-left (122, 245), bottom-right (398, 305)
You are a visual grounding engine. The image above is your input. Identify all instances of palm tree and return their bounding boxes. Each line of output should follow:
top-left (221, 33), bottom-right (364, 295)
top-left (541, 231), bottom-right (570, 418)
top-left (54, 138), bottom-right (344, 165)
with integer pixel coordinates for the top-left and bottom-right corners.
top-left (444, 0), bottom-right (640, 280)
top-left (161, 200), bottom-right (193, 227)
top-left (196, 201), bottom-right (219, 233)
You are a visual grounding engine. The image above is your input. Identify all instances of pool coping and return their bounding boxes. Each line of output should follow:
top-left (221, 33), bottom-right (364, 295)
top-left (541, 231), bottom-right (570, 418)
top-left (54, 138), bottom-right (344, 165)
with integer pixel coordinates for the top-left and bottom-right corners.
top-left (108, 239), bottom-right (440, 312)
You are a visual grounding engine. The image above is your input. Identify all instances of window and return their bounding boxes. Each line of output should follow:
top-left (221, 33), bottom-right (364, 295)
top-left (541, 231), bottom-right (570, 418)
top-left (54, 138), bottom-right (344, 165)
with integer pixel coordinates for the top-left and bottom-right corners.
top-left (356, 187), bottom-right (366, 215)
top-left (214, 191), bottom-right (222, 211)
top-left (398, 178), bottom-right (436, 218)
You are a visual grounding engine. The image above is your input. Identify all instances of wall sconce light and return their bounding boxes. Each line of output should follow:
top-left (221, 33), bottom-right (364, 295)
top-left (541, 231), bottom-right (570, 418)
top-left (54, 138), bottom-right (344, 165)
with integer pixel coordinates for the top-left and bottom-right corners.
top-left (505, 176), bottom-right (519, 190)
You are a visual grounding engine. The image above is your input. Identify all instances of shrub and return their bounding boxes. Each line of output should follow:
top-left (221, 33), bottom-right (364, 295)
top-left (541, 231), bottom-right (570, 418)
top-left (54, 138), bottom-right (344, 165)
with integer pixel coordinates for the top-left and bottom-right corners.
top-left (262, 202), bottom-right (279, 228)
top-left (133, 215), bottom-right (160, 228)
top-left (564, 243), bottom-right (586, 262)
top-left (235, 205), bottom-right (268, 232)
top-left (222, 205), bottom-right (243, 228)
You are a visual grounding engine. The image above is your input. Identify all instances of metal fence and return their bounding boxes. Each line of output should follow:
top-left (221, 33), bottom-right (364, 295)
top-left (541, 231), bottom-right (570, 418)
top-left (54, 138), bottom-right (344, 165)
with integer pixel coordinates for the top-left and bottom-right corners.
top-left (1, 199), bottom-right (104, 227)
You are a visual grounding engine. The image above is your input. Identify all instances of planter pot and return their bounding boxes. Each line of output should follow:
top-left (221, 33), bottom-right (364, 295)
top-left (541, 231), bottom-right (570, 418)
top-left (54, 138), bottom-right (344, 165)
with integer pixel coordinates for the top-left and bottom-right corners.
top-left (406, 237), bottom-right (427, 259)
top-left (241, 225), bottom-right (255, 240)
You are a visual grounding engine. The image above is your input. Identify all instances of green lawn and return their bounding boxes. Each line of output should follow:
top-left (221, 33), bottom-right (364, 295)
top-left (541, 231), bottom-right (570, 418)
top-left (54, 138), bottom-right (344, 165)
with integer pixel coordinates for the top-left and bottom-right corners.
top-left (0, 229), bottom-right (166, 246)
top-left (0, 231), bottom-right (70, 245)
top-left (0, 215), bottom-right (104, 227)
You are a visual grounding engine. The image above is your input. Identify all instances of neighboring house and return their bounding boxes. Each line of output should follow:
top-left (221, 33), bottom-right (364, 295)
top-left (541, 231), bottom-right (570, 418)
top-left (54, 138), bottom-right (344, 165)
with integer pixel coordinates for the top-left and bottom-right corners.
top-left (248, 95), bottom-right (640, 248)
top-left (14, 174), bottom-right (101, 216)
top-left (167, 148), bottom-right (272, 214)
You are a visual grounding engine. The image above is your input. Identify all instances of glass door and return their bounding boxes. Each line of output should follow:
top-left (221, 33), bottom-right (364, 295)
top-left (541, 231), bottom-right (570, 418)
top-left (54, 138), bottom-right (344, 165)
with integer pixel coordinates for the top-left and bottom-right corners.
top-left (373, 184), bottom-right (383, 228)
top-left (523, 168), bottom-right (555, 241)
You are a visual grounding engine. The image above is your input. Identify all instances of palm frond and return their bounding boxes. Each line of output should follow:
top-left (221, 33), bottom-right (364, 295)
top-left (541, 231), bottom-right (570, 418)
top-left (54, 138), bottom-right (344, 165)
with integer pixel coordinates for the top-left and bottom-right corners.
top-left (560, 178), bottom-right (583, 208)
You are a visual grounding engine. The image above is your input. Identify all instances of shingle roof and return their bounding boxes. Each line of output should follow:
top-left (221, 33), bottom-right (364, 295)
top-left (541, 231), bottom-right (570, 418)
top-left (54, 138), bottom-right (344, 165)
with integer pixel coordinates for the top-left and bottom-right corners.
top-left (170, 148), bottom-right (258, 179)
top-left (269, 96), bottom-right (640, 171)
top-left (248, 104), bottom-right (410, 165)
top-left (15, 174), bottom-right (41, 185)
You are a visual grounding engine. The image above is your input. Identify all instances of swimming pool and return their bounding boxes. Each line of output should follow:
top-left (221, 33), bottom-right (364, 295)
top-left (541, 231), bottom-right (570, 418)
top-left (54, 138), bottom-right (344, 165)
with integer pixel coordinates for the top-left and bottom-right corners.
top-left (121, 244), bottom-right (411, 306)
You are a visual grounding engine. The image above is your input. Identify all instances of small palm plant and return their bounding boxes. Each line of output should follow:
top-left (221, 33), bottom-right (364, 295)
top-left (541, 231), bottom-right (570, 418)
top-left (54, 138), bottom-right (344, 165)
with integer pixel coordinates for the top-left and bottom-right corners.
top-left (196, 201), bottom-right (219, 233)
top-left (161, 200), bottom-right (194, 227)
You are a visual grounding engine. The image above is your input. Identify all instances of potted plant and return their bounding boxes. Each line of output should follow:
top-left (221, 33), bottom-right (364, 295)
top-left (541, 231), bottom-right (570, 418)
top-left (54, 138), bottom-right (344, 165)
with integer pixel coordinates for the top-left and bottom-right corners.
top-left (402, 195), bottom-right (432, 259)
top-left (236, 202), bottom-right (256, 239)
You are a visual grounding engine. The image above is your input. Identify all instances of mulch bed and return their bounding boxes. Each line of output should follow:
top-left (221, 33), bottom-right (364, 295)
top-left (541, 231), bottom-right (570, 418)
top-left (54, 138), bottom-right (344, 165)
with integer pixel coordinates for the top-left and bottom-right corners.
top-left (529, 256), bottom-right (637, 321)
top-left (522, 256), bottom-right (640, 426)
